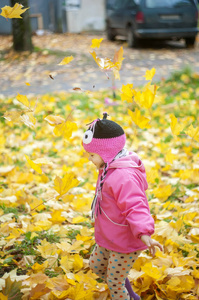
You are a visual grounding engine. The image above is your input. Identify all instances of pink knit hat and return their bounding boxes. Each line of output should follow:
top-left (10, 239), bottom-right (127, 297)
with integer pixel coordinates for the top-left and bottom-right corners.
top-left (82, 113), bottom-right (126, 163)
top-left (82, 113), bottom-right (126, 217)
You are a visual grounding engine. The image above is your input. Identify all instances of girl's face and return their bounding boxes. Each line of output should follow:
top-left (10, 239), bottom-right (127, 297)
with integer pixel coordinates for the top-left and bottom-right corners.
top-left (88, 152), bottom-right (105, 169)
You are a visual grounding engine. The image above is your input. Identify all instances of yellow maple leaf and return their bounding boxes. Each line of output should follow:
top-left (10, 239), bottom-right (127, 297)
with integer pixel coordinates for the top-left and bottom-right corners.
top-left (20, 111), bottom-right (36, 128)
top-left (170, 114), bottom-right (185, 135)
top-left (56, 241), bottom-right (71, 253)
top-left (73, 254), bottom-right (84, 272)
top-left (90, 38), bottom-right (103, 48)
top-left (58, 56), bottom-right (74, 65)
top-left (50, 210), bottom-right (66, 224)
top-left (143, 67), bottom-right (156, 81)
top-left (113, 47), bottom-right (124, 70)
top-left (0, 3), bottom-right (29, 19)
top-left (185, 124), bottom-right (199, 142)
top-left (72, 283), bottom-right (94, 300)
top-left (0, 293), bottom-right (8, 300)
top-left (134, 84), bottom-right (157, 109)
top-left (29, 197), bottom-right (45, 211)
top-left (51, 288), bottom-right (74, 299)
top-left (75, 270), bottom-right (98, 287)
top-left (37, 239), bottom-right (58, 258)
top-left (166, 275), bottom-right (195, 293)
top-left (90, 50), bottom-right (115, 70)
top-left (153, 184), bottom-right (176, 202)
top-left (146, 167), bottom-right (160, 184)
top-left (53, 120), bottom-right (78, 139)
top-left (44, 115), bottom-right (65, 126)
top-left (128, 108), bottom-right (151, 129)
top-left (72, 216), bottom-right (87, 224)
top-left (53, 173), bottom-right (80, 199)
top-left (34, 220), bottom-right (52, 231)
top-left (31, 261), bottom-right (49, 273)
top-left (16, 93), bottom-right (30, 108)
top-left (121, 84), bottom-right (134, 102)
top-left (5, 228), bottom-right (23, 240)
top-left (60, 254), bottom-right (74, 273)
top-left (46, 276), bottom-right (71, 291)
top-left (113, 47), bottom-right (124, 80)
top-left (141, 262), bottom-right (165, 280)
top-left (165, 149), bottom-right (177, 164)
top-left (25, 155), bottom-right (43, 174)
top-left (3, 111), bottom-right (22, 122)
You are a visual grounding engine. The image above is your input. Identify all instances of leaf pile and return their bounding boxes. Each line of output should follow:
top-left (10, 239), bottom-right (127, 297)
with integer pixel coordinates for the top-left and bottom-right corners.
top-left (0, 30), bottom-right (199, 300)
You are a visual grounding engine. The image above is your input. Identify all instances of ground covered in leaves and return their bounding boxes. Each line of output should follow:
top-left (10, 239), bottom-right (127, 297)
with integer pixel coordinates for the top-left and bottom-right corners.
top-left (0, 66), bottom-right (199, 299)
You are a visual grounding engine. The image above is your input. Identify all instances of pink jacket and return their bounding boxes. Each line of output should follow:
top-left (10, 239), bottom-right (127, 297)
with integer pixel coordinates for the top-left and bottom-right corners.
top-left (94, 152), bottom-right (154, 253)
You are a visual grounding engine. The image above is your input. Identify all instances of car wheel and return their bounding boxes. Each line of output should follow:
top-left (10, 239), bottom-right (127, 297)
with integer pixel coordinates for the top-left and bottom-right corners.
top-left (106, 23), bottom-right (115, 41)
top-left (127, 26), bottom-right (139, 48)
top-left (185, 37), bottom-right (196, 48)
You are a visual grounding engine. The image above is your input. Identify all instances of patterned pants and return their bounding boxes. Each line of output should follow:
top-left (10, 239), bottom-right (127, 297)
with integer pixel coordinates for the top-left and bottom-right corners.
top-left (89, 244), bottom-right (140, 300)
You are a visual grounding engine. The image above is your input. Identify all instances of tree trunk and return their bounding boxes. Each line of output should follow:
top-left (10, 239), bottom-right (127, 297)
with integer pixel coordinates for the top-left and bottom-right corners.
top-left (11, 0), bottom-right (33, 51)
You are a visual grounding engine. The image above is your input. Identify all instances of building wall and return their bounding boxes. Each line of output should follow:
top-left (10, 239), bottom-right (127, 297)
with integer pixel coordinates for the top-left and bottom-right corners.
top-left (0, 0), bottom-right (106, 34)
top-left (66, 0), bottom-right (106, 33)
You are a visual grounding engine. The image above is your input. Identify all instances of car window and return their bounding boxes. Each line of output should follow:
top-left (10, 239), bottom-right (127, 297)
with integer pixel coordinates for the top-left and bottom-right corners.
top-left (114, 0), bottom-right (134, 9)
top-left (145, 0), bottom-right (194, 8)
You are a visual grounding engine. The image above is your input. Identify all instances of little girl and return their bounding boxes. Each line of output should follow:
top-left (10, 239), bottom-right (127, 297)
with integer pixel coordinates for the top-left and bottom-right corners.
top-left (82, 113), bottom-right (163, 300)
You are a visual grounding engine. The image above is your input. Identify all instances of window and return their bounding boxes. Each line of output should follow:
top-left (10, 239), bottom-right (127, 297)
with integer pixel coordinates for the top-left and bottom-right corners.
top-left (114, 0), bottom-right (133, 9)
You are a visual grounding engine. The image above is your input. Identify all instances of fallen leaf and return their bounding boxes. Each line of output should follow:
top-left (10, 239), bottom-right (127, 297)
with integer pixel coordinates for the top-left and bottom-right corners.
top-left (58, 56), bottom-right (74, 66)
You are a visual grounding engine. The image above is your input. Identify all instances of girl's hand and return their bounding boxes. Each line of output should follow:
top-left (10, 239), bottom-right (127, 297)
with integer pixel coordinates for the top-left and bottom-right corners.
top-left (141, 235), bottom-right (163, 256)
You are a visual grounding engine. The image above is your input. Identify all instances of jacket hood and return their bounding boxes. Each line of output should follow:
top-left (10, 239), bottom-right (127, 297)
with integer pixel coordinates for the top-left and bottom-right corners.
top-left (109, 151), bottom-right (148, 190)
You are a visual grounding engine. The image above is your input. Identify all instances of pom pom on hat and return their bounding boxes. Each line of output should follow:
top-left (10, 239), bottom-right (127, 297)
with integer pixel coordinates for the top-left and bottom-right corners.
top-left (82, 113), bottom-right (126, 163)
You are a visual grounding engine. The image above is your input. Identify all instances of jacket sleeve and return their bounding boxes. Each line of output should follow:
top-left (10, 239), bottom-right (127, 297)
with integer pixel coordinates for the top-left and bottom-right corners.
top-left (107, 169), bottom-right (154, 239)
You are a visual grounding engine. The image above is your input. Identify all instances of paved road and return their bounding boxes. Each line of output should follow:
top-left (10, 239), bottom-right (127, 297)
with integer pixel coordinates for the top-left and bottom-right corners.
top-left (1, 33), bottom-right (199, 96)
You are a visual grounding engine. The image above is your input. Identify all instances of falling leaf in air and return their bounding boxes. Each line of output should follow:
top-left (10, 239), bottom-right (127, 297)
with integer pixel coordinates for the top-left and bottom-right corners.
top-left (134, 84), bottom-right (158, 109)
top-left (16, 93), bottom-right (30, 108)
top-left (90, 50), bottom-right (115, 70)
top-left (45, 114), bottom-right (77, 139)
top-left (90, 38), bottom-right (103, 48)
top-left (44, 115), bottom-right (65, 126)
top-left (0, 3), bottom-right (29, 19)
top-left (143, 67), bottom-right (156, 81)
top-left (73, 87), bottom-right (82, 91)
top-left (3, 111), bottom-right (22, 122)
top-left (49, 74), bottom-right (54, 80)
top-left (121, 83), bottom-right (135, 102)
top-left (53, 120), bottom-right (77, 139)
top-left (20, 111), bottom-right (36, 128)
top-left (113, 47), bottom-right (124, 80)
top-left (128, 108), bottom-right (151, 129)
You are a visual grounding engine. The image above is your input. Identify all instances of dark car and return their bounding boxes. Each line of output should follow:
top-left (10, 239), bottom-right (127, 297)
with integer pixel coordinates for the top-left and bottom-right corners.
top-left (106, 0), bottom-right (199, 47)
